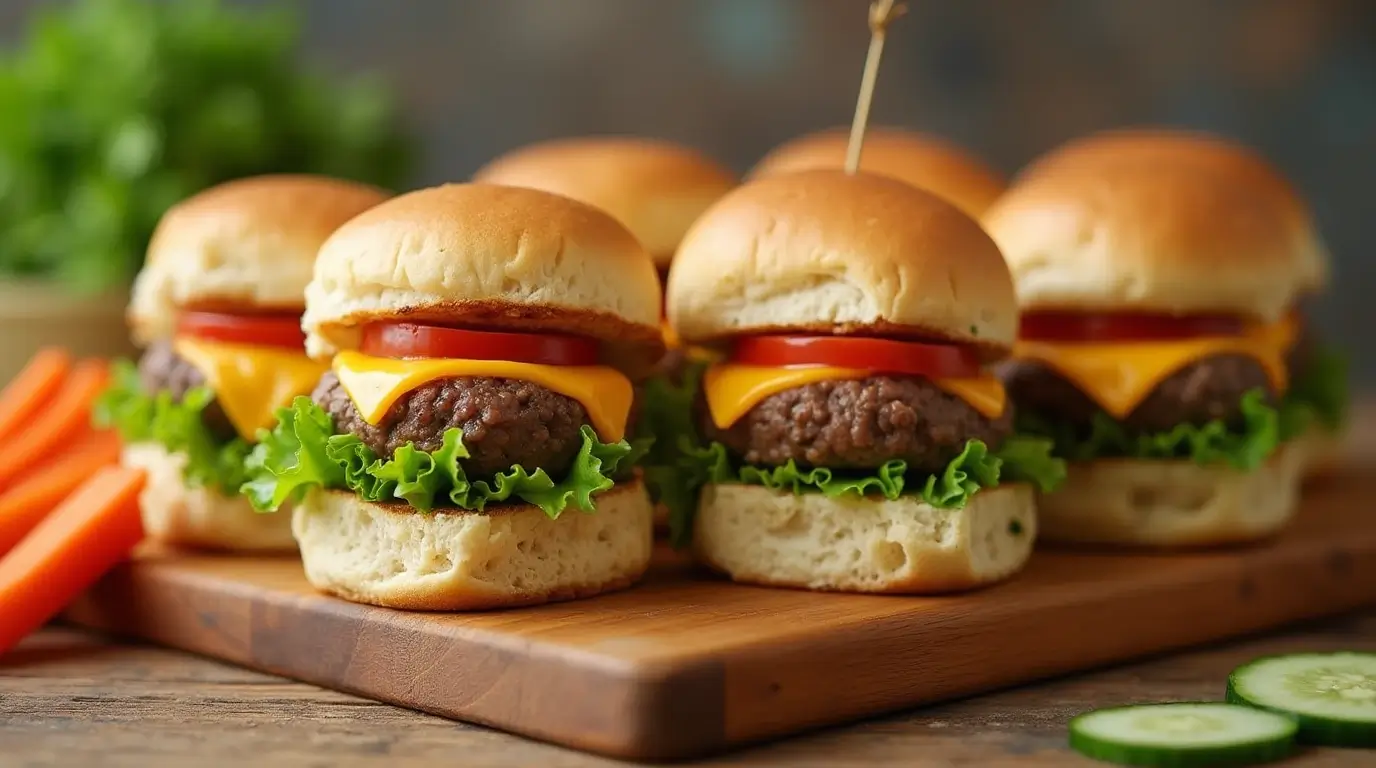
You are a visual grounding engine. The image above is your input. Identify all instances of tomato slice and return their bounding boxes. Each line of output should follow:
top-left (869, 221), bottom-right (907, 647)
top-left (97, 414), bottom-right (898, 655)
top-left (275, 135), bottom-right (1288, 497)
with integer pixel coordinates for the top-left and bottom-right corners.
top-left (1018, 311), bottom-right (1246, 343)
top-left (731, 335), bottom-right (982, 379)
top-left (360, 322), bottom-right (600, 365)
top-left (177, 311), bottom-right (306, 350)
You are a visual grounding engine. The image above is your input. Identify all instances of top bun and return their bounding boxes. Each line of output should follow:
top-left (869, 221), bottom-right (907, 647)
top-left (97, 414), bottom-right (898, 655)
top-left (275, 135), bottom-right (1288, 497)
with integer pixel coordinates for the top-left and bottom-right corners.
top-left (982, 132), bottom-right (1309, 320)
top-left (304, 183), bottom-right (664, 365)
top-left (129, 175), bottom-right (390, 344)
top-left (1013, 128), bottom-right (1329, 295)
top-left (472, 137), bottom-right (737, 268)
top-left (749, 127), bottom-right (1006, 218)
top-left (667, 170), bottom-right (1018, 358)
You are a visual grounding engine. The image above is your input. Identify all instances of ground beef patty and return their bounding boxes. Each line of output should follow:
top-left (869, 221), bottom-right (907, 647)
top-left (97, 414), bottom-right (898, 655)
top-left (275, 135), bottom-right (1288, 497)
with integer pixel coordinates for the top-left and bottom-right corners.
top-left (996, 354), bottom-right (1275, 434)
top-left (702, 376), bottom-right (1014, 474)
top-left (137, 341), bottom-right (235, 439)
top-left (313, 372), bottom-right (590, 478)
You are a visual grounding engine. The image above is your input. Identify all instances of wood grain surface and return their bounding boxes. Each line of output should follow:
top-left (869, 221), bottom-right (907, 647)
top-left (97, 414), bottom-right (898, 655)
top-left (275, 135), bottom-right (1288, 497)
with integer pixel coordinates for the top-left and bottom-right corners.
top-left (50, 402), bottom-right (1376, 761)
top-left (3, 616), bottom-right (1374, 767)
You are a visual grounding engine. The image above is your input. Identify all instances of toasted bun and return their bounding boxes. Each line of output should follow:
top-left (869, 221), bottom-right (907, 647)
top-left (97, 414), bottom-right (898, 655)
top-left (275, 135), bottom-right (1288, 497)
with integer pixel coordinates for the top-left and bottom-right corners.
top-left (749, 127), bottom-right (1006, 218)
top-left (123, 443), bottom-right (296, 552)
top-left (472, 137), bottom-right (737, 267)
top-left (291, 480), bottom-right (654, 610)
top-left (667, 170), bottom-right (1018, 357)
top-left (304, 183), bottom-right (664, 365)
top-left (693, 484), bottom-right (1036, 593)
top-left (983, 133), bottom-right (1308, 320)
top-left (1035, 444), bottom-right (1304, 547)
top-left (129, 175), bottom-right (390, 344)
top-left (1014, 128), bottom-right (1330, 295)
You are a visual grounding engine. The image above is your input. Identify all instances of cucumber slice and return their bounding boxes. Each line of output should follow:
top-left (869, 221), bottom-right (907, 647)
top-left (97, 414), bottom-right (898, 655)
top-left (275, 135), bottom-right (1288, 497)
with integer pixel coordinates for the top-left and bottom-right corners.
top-left (1069, 702), bottom-right (1296, 767)
top-left (1227, 651), bottom-right (1376, 747)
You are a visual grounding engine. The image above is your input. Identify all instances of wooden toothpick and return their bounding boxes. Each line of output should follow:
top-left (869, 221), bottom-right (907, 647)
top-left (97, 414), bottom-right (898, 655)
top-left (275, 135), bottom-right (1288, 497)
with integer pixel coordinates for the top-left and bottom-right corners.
top-left (844, 0), bottom-right (907, 174)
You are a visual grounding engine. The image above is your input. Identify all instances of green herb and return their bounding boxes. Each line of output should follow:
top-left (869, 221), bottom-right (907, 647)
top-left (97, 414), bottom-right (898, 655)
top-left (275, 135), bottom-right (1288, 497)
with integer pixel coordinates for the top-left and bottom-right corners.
top-left (242, 397), bottom-right (647, 519)
top-left (92, 359), bottom-right (250, 495)
top-left (0, 0), bottom-right (413, 292)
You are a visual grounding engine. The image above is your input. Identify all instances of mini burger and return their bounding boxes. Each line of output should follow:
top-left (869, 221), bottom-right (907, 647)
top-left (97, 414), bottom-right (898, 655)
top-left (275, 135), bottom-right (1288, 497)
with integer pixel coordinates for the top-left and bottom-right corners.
top-left (664, 170), bottom-right (1065, 593)
top-left (983, 134), bottom-right (1313, 547)
top-left (748, 127), bottom-right (1006, 218)
top-left (95, 175), bottom-right (389, 551)
top-left (243, 183), bottom-right (662, 610)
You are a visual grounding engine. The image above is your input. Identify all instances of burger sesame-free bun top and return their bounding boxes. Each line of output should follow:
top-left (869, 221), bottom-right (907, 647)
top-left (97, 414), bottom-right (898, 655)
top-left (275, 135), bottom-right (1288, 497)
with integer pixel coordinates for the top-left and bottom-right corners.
top-left (303, 183), bottom-right (665, 362)
top-left (749, 127), bottom-right (1007, 218)
top-left (472, 136), bottom-right (737, 268)
top-left (982, 134), bottom-right (1309, 321)
top-left (129, 175), bottom-right (390, 344)
top-left (1012, 128), bottom-right (1330, 294)
top-left (666, 170), bottom-right (1019, 358)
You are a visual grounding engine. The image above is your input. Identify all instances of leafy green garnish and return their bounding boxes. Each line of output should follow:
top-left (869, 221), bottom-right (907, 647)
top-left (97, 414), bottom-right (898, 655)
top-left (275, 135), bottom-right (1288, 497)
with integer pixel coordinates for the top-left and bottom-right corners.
top-left (638, 361), bottom-right (708, 523)
top-left (1283, 343), bottom-right (1349, 435)
top-left (243, 397), bottom-right (645, 519)
top-left (92, 359), bottom-right (250, 495)
top-left (0, 0), bottom-right (412, 292)
top-left (1017, 388), bottom-right (1281, 471)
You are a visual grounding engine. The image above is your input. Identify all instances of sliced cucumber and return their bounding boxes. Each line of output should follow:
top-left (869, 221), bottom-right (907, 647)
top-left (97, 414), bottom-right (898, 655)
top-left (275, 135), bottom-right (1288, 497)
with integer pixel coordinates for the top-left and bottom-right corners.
top-left (1069, 702), bottom-right (1296, 767)
top-left (1227, 651), bottom-right (1376, 747)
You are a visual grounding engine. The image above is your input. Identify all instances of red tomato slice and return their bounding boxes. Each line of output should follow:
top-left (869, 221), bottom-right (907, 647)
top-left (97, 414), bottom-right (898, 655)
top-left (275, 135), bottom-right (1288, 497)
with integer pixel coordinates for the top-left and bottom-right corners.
top-left (731, 335), bottom-right (982, 379)
top-left (177, 312), bottom-right (306, 350)
top-left (360, 323), bottom-right (600, 366)
top-left (1019, 311), bottom-right (1246, 343)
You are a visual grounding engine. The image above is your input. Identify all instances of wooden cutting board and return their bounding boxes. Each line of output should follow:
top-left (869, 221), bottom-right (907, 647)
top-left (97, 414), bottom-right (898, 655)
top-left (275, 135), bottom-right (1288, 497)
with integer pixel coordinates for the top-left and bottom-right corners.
top-left (64, 434), bottom-right (1376, 761)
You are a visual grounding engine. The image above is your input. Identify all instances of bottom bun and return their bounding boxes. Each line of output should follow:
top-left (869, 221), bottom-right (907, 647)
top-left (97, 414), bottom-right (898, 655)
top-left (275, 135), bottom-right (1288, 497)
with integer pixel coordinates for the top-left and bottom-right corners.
top-left (123, 442), bottom-right (296, 552)
top-left (693, 483), bottom-right (1037, 593)
top-left (292, 479), bottom-right (654, 610)
top-left (1298, 423), bottom-right (1345, 482)
top-left (1037, 443), bottom-right (1304, 547)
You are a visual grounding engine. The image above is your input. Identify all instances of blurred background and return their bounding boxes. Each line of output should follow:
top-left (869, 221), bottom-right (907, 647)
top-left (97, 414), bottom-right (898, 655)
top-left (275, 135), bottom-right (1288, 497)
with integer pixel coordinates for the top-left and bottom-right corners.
top-left (0, 0), bottom-right (1372, 384)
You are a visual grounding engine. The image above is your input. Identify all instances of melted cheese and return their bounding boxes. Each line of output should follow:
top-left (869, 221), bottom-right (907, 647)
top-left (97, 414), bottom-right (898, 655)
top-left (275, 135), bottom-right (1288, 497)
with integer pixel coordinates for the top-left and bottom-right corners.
top-left (702, 363), bottom-right (1007, 429)
top-left (1013, 337), bottom-right (1289, 420)
top-left (1247, 311), bottom-right (1299, 353)
top-left (331, 350), bottom-right (633, 441)
top-left (173, 337), bottom-right (329, 441)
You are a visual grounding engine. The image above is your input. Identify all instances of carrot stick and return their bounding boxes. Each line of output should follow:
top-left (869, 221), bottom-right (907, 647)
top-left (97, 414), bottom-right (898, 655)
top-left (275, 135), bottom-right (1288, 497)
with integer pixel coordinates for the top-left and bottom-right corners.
top-left (0, 430), bottom-right (123, 556)
top-left (0, 349), bottom-right (72, 443)
top-left (0, 359), bottom-right (109, 489)
top-left (0, 466), bottom-right (145, 655)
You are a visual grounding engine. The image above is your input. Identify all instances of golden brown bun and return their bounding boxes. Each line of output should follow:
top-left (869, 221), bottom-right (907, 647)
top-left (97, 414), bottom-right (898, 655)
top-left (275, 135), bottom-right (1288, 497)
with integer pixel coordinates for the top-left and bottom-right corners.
top-left (750, 127), bottom-right (1006, 218)
top-left (983, 132), bottom-right (1309, 320)
top-left (472, 137), bottom-right (737, 267)
top-left (1035, 444), bottom-right (1304, 547)
top-left (693, 483), bottom-right (1036, 593)
top-left (129, 175), bottom-right (390, 344)
top-left (304, 183), bottom-right (665, 366)
top-left (291, 481), bottom-right (654, 610)
top-left (667, 170), bottom-right (1018, 357)
top-left (1014, 128), bottom-right (1330, 294)
top-left (123, 443), bottom-right (297, 552)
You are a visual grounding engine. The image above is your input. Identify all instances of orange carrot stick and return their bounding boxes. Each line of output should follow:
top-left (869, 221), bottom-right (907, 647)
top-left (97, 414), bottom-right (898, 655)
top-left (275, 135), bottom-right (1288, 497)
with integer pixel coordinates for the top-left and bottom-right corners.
top-left (0, 349), bottom-right (72, 443)
top-left (0, 465), bottom-right (145, 655)
top-left (0, 359), bottom-right (109, 489)
top-left (0, 430), bottom-right (123, 556)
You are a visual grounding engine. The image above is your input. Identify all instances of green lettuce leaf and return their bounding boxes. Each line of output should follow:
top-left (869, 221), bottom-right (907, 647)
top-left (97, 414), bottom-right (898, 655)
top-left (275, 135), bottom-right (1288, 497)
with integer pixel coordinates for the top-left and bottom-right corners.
top-left (92, 358), bottom-right (250, 495)
top-left (243, 397), bottom-right (642, 518)
top-left (637, 360), bottom-right (707, 523)
top-left (1283, 343), bottom-right (1349, 434)
top-left (1016, 388), bottom-right (1280, 471)
top-left (665, 435), bottom-right (1065, 548)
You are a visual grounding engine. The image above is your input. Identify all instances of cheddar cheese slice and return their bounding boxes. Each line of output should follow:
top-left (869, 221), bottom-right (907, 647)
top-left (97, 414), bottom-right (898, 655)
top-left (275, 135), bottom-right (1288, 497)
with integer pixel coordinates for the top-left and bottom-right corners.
top-left (173, 337), bottom-right (329, 442)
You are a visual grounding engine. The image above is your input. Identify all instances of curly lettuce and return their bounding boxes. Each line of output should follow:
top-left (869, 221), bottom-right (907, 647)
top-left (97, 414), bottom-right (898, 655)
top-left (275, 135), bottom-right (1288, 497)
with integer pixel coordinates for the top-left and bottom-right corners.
top-left (1016, 388), bottom-right (1281, 471)
top-left (1282, 343), bottom-right (1349, 437)
top-left (92, 359), bottom-right (251, 495)
top-left (242, 397), bottom-right (647, 519)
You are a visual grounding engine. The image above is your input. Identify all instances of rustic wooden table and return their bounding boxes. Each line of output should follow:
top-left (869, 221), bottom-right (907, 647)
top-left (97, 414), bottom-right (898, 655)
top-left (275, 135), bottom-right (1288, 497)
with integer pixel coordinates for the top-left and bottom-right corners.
top-left (2, 614), bottom-right (1373, 767)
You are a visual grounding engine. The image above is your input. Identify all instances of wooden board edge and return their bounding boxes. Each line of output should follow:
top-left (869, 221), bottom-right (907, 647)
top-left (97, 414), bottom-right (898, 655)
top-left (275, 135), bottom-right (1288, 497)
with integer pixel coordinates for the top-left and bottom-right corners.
top-left (61, 560), bottom-right (729, 761)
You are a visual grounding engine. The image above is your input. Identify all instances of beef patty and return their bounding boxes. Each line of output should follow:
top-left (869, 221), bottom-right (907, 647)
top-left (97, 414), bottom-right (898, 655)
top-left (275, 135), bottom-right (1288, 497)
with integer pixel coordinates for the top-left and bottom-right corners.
top-left (701, 376), bottom-right (1014, 474)
top-left (996, 354), bottom-right (1275, 434)
top-left (137, 341), bottom-right (235, 439)
top-left (313, 372), bottom-right (590, 477)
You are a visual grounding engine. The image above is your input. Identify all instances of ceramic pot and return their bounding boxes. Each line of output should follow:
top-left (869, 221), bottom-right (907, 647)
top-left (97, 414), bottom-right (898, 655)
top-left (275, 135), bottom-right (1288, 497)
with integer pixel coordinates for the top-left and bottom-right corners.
top-left (0, 280), bottom-right (137, 384)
